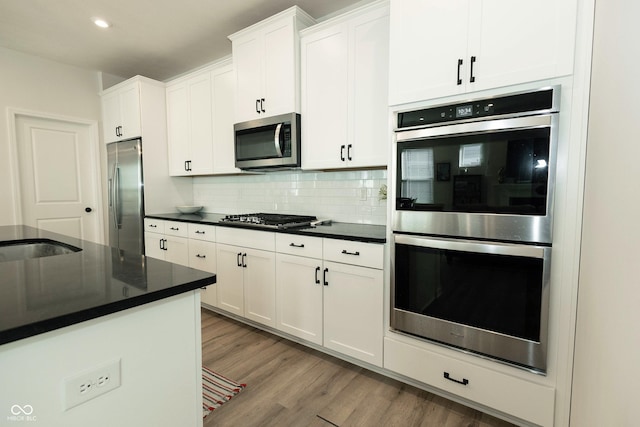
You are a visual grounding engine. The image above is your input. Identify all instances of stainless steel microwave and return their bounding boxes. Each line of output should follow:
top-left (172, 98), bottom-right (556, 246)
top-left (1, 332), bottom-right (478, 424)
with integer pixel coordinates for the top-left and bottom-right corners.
top-left (234, 113), bottom-right (301, 170)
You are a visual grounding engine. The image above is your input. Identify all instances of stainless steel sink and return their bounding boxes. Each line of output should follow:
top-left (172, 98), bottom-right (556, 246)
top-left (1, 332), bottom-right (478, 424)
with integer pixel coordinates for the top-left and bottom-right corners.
top-left (0, 239), bottom-right (82, 262)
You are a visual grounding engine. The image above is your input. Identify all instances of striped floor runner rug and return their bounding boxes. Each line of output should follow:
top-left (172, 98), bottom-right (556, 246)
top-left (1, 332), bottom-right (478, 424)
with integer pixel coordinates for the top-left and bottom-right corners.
top-left (202, 366), bottom-right (247, 418)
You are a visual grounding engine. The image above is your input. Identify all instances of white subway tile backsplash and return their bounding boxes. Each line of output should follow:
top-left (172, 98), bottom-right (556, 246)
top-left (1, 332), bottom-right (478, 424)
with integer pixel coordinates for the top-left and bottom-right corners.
top-left (192, 169), bottom-right (387, 225)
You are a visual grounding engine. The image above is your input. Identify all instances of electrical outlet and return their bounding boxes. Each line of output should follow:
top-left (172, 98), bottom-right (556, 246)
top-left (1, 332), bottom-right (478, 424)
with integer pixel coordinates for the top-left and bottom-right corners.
top-left (64, 359), bottom-right (121, 410)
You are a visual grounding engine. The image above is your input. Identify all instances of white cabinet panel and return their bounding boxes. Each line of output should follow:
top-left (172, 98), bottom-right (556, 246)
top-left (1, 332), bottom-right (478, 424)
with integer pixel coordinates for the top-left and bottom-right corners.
top-left (275, 253), bottom-right (323, 345)
top-left (323, 260), bottom-right (383, 366)
top-left (388, 0), bottom-right (577, 104)
top-left (301, 2), bottom-right (389, 170)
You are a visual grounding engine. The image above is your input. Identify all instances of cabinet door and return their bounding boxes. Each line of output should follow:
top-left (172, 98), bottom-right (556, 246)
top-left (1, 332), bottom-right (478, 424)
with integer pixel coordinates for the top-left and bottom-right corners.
top-left (349, 9), bottom-right (390, 168)
top-left (471, 0), bottom-right (576, 92)
top-left (164, 235), bottom-right (189, 266)
top-left (144, 232), bottom-right (165, 260)
top-left (301, 24), bottom-right (349, 170)
top-left (166, 82), bottom-right (191, 176)
top-left (188, 73), bottom-right (214, 175)
top-left (211, 64), bottom-right (241, 174)
top-left (216, 244), bottom-right (245, 316)
top-left (102, 91), bottom-right (121, 143)
top-left (118, 82), bottom-right (142, 140)
top-left (189, 240), bottom-right (217, 307)
top-left (243, 248), bottom-right (276, 327)
top-left (388, 0), bottom-right (470, 105)
top-left (234, 35), bottom-right (264, 123)
top-left (275, 253), bottom-right (323, 345)
top-left (323, 261), bottom-right (384, 367)
top-left (263, 20), bottom-right (297, 119)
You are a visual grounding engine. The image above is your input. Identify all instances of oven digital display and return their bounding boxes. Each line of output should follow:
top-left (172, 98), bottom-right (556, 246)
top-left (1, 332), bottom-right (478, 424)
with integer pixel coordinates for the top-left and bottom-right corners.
top-left (456, 105), bottom-right (473, 118)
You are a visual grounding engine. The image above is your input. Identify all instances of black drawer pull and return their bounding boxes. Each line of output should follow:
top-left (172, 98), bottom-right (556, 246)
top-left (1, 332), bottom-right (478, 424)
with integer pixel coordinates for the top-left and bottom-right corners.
top-left (444, 372), bottom-right (469, 386)
top-left (149, 224), bottom-right (157, 228)
top-left (341, 250), bottom-right (360, 256)
top-left (289, 243), bottom-right (305, 248)
top-left (195, 230), bottom-right (205, 234)
top-left (196, 254), bottom-right (206, 259)
top-left (170, 227), bottom-right (179, 231)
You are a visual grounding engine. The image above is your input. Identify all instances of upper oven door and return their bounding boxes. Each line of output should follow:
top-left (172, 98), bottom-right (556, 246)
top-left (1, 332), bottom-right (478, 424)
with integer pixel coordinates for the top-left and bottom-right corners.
top-left (393, 113), bottom-right (558, 243)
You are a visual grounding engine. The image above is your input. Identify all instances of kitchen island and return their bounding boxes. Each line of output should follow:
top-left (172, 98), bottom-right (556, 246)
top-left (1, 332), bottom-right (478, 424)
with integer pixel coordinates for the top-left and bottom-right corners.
top-left (0, 225), bottom-right (214, 426)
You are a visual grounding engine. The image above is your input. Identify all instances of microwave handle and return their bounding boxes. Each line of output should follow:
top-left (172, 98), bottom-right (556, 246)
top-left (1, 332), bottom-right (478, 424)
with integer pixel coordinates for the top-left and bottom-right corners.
top-left (274, 123), bottom-right (284, 157)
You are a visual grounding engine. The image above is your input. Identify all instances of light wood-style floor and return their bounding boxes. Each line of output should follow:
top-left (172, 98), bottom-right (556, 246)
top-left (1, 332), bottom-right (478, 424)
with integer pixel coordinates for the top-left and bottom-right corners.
top-left (201, 309), bottom-right (517, 427)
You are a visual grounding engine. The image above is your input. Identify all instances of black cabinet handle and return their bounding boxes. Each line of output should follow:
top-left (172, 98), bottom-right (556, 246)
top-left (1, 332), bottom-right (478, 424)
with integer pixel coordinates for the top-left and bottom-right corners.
top-left (315, 266), bottom-right (321, 284)
top-left (457, 59), bottom-right (463, 85)
top-left (260, 98), bottom-right (265, 113)
top-left (256, 99), bottom-right (260, 114)
top-left (341, 249), bottom-right (360, 256)
top-left (149, 224), bottom-right (157, 228)
top-left (195, 230), bottom-right (205, 234)
top-left (323, 267), bottom-right (329, 286)
top-left (196, 254), bottom-right (206, 259)
top-left (444, 372), bottom-right (469, 386)
top-left (242, 253), bottom-right (247, 268)
top-left (347, 144), bottom-right (353, 161)
top-left (289, 243), bottom-right (305, 248)
top-left (184, 160), bottom-right (192, 171)
top-left (170, 227), bottom-right (179, 231)
top-left (340, 145), bottom-right (346, 161)
top-left (470, 56), bottom-right (476, 83)
top-left (160, 239), bottom-right (167, 251)
top-left (237, 252), bottom-right (242, 267)
top-left (85, 207), bottom-right (92, 213)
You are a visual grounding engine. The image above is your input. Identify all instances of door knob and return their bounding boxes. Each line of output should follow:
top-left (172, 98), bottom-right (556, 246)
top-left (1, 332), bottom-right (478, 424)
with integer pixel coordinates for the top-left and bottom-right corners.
top-left (85, 207), bottom-right (92, 213)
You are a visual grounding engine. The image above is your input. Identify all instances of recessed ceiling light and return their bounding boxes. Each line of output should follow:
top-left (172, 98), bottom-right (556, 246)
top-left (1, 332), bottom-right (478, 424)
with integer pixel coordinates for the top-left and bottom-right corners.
top-left (93, 18), bottom-right (110, 29)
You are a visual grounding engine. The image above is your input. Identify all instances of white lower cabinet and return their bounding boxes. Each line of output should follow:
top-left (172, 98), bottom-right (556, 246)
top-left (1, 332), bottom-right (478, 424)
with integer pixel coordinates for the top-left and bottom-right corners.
top-left (384, 336), bottom-right (555, 426)
top-left (144, 219), bottom-right (189, 266)
top-left (188, 223), bottom-right (217, 307)
top-left (322, 260), bottom-right (383, 367)
top-left (275, 234), bottom-right (384, 367)
top-left (216, 228), bottom-right (276, 328)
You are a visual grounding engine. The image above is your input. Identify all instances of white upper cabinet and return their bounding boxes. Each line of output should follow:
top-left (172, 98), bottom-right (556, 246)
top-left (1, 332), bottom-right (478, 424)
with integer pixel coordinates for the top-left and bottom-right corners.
top-left (166, 70), bottom-right (214, 176)
top-left (301, 1), bottom-right (390, 170)
top-left (388, 0), bottom-right (577, 105)
top-left (210, 61), bottom-right (240, 174)
top-left (229, 6), bottom-right (315, 123)
top-left (166, 58), bottom-right (238, 176)
top-left (101, 80), bottom-right (142, 143)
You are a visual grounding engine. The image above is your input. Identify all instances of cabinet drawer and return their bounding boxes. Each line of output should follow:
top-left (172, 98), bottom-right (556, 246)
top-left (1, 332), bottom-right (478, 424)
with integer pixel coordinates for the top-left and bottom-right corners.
top-left (144, 218), bottom-right (164, 234)
top-left (164, 221), bottom-right (188, 238)
top-left (188, 223), bottom-right (216, 242)
top-left (384, 337), bottom-right (555, 427)
top-left (216, 227), bottom-right (275, 251)
top-left (188, 240), bottom-right (217, 273)
top-left (275, 234), bottom-right (322, 258)
top-left (323, 238), bottom-right (383, 269)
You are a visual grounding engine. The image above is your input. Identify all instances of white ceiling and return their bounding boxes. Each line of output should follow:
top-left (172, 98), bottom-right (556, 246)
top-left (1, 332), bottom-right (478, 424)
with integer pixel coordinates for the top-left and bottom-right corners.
top-left (0, 0), bottom-right (371, 82)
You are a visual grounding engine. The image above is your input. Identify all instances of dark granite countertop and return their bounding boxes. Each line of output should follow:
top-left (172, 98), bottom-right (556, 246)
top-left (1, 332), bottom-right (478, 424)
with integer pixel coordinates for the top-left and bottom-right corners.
top-left (0, 225), bottom-right (216, 346)
top-left (146, 212), bottom-right (387, 243)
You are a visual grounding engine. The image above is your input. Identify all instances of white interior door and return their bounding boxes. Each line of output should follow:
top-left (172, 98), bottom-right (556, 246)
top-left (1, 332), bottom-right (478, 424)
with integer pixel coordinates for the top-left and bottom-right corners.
top-left (14, 114), bottom-right (103, 243)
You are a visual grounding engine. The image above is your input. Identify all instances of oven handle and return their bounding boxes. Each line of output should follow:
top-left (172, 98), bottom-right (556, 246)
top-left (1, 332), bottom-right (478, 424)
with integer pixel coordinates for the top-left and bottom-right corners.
top-left (394, 234), bottom-right (546, 259)
top-left (396, 113), bottom-right (554, 143)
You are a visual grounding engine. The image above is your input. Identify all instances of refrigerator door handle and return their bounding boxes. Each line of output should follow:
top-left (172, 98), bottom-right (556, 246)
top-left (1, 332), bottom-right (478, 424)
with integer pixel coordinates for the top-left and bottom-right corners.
top-left (114, 164), bottom-right (122, 228)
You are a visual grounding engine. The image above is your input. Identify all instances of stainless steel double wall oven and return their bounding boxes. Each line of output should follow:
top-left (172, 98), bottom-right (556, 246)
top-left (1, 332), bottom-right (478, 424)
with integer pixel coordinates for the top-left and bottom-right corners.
top-left (391, 86), bottom-right (560, 373)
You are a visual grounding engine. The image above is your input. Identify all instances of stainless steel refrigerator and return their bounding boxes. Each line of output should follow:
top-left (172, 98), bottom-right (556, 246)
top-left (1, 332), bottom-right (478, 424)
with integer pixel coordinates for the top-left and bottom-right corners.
top-left (107, 139), bottom-right (144, 255)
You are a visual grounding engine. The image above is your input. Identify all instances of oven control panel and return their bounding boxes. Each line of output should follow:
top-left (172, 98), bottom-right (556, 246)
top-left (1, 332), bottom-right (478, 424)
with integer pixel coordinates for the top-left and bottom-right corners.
top-left (397, 87), bottom-right (556, 129)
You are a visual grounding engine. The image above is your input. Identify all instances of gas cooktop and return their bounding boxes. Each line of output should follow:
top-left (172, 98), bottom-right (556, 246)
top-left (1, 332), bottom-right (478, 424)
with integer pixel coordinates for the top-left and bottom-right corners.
top-left (220, 213), bottom-right (318, 229)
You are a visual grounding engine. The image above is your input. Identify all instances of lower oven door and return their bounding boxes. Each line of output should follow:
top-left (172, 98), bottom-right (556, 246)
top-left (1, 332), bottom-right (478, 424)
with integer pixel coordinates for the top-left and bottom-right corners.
top-left (391, 233), bottom-right (551, 373)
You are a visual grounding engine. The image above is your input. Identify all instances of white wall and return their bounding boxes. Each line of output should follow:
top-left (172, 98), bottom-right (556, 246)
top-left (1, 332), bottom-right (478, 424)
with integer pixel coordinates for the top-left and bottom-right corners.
top-left (571, 0), bottom-right (640, 425)
top-left (0, 47), bottom-right (103, 226)
top-left (193, 169), bottom-right (387, 224)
